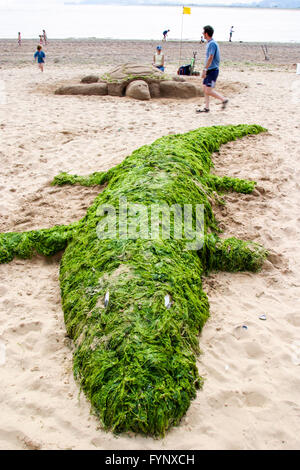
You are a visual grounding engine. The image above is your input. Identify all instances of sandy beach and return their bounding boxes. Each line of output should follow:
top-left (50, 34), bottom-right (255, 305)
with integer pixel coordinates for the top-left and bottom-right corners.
top-left (0, 39), bottom-right (300, 450)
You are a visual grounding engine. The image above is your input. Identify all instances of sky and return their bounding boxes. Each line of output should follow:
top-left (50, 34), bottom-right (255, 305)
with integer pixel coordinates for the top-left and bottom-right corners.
top-left (0, 0), bottom-right (294, 13)
top-left (0, 0), bottom-right (62, 7)
top-left (0, 0), bottom-right (259, 8)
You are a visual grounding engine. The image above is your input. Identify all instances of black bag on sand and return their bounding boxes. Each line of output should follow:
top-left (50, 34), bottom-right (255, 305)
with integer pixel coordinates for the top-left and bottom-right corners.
top-left (177, 65), bottom-right (191, 75)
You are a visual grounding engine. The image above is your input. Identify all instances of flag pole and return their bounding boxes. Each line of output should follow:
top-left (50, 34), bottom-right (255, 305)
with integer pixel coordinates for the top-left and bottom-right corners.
top-left (179, 6), bottom-right (184, 69)
top-left (179, 8), bottom-right (184, 66)
top-left (179, 6), bottom-right (191, 69)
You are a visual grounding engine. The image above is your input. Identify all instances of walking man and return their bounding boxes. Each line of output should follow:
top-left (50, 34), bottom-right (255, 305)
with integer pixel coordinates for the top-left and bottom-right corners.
top-left (196, 25), bottom-right (228, 113)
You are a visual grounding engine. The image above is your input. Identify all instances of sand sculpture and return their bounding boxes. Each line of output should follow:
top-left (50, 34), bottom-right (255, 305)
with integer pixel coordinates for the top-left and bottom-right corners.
top-left (55, 63), bottom-right (204, 100)
top-left (0, 125), bottom-right (268, 436)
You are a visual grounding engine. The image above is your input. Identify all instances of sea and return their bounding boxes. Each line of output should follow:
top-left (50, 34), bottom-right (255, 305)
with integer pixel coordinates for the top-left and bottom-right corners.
top-left (0, 4), bottom-right (300, 43)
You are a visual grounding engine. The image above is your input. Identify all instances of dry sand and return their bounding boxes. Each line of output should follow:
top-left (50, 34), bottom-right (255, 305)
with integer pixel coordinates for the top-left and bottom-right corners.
top-left (0, 39), bottom-right (300, 450)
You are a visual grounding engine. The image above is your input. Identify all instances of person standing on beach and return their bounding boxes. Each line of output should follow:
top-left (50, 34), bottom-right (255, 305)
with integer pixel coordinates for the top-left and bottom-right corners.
top-left (39, 35), bottom-right (43, 45)
top-left (162, 29), bottom-right (170, 41)
top-left (196, 25), bottom-right (228, 113)
top-left (229, 26), bottom-right (234, 42)
top-left (153, 45), bottom-right (165, 72)
top-left (43, 29), bottom-right (48, 45)
top-left (18, 32), bottom-right (21, 46)
top-left (34, 45), bottom-right (46, 72)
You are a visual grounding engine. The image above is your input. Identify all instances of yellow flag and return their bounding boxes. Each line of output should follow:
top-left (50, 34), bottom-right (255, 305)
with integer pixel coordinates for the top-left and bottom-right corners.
top-left (183, 6), bottom-right (191, 14)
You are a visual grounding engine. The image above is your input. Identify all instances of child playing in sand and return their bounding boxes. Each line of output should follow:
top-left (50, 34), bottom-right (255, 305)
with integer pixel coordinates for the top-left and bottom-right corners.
top-left (153, 46), bottom-right (165, 72)
top-left (34, 45), bottom-right (46, 72)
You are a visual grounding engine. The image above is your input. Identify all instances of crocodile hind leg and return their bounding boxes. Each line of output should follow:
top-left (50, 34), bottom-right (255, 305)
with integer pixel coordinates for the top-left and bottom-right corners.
top-left (200, 234), bottom-right (268, 273)
top-left (207, 174), bottom-right (257, 194)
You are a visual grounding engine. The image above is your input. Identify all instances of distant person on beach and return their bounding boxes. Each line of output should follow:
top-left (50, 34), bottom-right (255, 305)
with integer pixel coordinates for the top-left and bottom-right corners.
top-left (39, 35), bottom-right (43, 45)
top-left (196, 25), bottom-right (228, 114)
top-left (18, 32), bottom-right (21, 46)
top-left (43, 29), bottom-right (48, 45)
top-left (200, 35), bottom-right (205, 43)
top-left (153, 45), bottom-right (165, 72)
top-left (34, 45), bottom-right (45, 72)
top-left (229, 26), bottom-right (234, 42)
top-left (162, 29), bottom-right (170, 41)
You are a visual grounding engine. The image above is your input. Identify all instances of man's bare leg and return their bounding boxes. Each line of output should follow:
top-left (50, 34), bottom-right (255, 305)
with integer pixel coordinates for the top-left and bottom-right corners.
top-left (204, 85), bottom-right (210, 109)
top-left (196, 85), bottom-right (228, 113)
top-left (204, 85), bottom-right (227, 108)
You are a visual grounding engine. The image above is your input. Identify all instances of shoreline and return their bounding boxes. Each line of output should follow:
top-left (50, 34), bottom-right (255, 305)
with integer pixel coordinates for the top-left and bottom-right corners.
top-left (29, 2), bottom-right (300, 10)
top-left (1, 38), bottom-right (300, 44)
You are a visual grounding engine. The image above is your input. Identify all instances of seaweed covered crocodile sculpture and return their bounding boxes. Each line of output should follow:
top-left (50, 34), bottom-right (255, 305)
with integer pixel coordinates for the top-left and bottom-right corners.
top-left (0, 125), bottom-right (268, 436)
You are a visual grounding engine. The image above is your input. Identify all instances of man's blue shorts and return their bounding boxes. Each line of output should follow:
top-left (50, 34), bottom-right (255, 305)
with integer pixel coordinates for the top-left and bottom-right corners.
top-left (203, 68), bottom-right (219, 88)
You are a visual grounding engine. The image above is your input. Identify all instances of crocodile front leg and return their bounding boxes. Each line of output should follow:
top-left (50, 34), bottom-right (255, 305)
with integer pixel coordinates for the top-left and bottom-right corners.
top-left (0, 223), bottom-right (78, 264)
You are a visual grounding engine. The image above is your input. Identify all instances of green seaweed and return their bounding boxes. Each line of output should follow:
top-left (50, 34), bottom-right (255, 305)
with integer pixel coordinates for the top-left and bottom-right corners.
top-left (0, 125), bottom-right (268, 436)
top-left (100, 72), bottom-right (169, 83)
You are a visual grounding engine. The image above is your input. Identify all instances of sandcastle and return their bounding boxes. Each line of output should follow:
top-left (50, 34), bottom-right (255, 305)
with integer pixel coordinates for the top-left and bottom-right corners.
top-left (55, 63), bottom-right (204, 100)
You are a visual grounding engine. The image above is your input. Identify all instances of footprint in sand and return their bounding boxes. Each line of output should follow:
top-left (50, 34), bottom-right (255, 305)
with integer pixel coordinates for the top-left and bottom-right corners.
top-left (9, 321), bottom-right (42, 336)
top-left (242, 389), bottom-right (267, 407)
top-left (244, 341), bottom-right (265, 359)
top-left (286, 312), bottom-right (300, 327)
